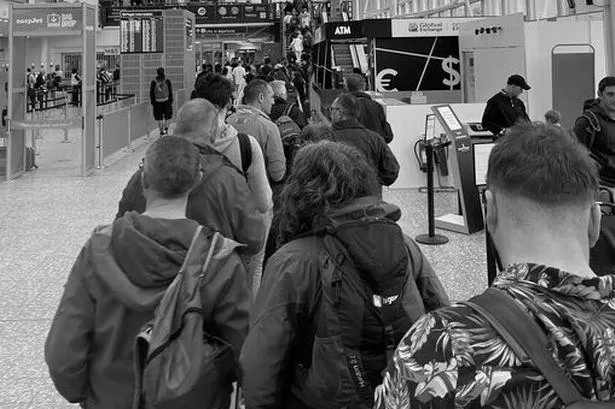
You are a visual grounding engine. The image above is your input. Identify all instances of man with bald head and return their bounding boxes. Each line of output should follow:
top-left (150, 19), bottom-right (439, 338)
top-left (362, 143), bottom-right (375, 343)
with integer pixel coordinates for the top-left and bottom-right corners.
top-left (269, 80), bottom-right (307, 129)
top-left (117, 98), bottom-right (267, 256)
top-left (227, 79), bottom-right (286, 183)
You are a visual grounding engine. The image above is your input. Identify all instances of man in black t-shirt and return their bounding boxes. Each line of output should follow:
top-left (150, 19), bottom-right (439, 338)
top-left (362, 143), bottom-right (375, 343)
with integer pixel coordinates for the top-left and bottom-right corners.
top-left (481, 74), bottom-right (531, 138)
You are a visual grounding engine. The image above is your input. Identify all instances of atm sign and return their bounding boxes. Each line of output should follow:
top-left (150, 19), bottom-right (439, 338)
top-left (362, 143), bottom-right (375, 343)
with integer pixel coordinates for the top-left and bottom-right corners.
top-left (334, 25), bottom-right (351, 35)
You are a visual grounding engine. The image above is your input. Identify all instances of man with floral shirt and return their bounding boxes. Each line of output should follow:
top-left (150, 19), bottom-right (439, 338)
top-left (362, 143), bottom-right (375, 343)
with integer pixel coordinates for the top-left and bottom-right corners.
top-left (375, 124), bottom-right (615, 408)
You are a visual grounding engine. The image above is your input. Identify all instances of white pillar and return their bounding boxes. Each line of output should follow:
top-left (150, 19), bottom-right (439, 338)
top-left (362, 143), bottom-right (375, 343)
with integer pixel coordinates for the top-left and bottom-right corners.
top-left (41, 38), bottom-right (49, 68)
top-left (604, 0), bottom-right (615, 74)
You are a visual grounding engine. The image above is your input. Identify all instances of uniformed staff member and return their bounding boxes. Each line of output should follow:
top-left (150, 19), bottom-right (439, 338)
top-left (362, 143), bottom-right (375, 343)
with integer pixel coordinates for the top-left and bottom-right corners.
top-left (481, 74), bottom-right (531, 138)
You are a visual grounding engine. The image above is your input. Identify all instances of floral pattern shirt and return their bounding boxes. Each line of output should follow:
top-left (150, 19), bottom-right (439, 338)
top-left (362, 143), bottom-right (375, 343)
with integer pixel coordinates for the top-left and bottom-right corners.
top-left (374, 263), bottom-right (615, 409)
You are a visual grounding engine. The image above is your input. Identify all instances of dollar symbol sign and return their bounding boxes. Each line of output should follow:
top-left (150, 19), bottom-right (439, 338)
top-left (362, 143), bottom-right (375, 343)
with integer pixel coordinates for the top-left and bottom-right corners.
top-left (442, 56), bottom-right (460, 90)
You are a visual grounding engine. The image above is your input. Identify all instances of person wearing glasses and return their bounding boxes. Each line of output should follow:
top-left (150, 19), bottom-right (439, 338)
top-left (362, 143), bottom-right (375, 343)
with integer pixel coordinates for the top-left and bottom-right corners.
top-left (330, 94), bottom-right (399, 198)
top-left (45, 136), bottom-right (250, 409)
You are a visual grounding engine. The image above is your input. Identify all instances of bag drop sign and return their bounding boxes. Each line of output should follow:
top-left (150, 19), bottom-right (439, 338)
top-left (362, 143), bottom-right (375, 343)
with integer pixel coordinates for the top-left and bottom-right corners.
top-left (375, 36), bottom-right (461, 93)
top-left (13, 8), bottom-right (82, 35)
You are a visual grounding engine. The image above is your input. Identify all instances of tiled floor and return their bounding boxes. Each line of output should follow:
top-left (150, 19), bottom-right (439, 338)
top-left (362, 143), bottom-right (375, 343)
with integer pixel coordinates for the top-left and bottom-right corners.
top-left (0, 129), bottom-right (487, 408)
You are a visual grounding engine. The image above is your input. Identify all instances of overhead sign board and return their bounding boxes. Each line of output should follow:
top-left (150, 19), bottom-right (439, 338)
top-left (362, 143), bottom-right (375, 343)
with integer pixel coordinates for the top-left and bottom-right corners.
top-left (375, 37), bottom-right (461, 93)
top-left (216, 4), bottom-right (242, 22)
top-left (187, 5), bottom-right (216, 24)
top-left (243, 4), bottom-right (269, 22)
top-left (13, 7), bottom-right (82, 36)
top-left (106, 4), bottom-right (271, 27)
top-left (120, 10), bottom-right (163, 54)
top-left (186, 17), bottom-right (193, 51)
top-left (324, 19), bottom-right (391, 40)
top-left (391, 18), bottom-right (476, 38)
top-left (195, 24), bottom-right (275, 39)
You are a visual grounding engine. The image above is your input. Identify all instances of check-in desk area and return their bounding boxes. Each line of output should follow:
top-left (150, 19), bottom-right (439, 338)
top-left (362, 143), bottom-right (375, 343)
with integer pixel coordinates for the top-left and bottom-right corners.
top-left (378, 98), bottom-right (488, 190)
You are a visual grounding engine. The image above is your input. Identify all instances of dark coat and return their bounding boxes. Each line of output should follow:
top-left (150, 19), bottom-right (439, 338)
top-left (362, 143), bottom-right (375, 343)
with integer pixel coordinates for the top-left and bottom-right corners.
top-left (332, 118), bottom-right (400, 190)
top-left (116, 143), bottom-right (267, 254)
top-left (573, 99), bottom-right (615, 187)
top-left (352, 91), bottom-right (394, 143)
top-left (240, 198), bottom-right (450, 409)
top-left (481, 90), bottom-right (530, 136)
top-left (270, 97), bottom-right (307, 129)
top-left (45, 213), bottom-right (250, 409)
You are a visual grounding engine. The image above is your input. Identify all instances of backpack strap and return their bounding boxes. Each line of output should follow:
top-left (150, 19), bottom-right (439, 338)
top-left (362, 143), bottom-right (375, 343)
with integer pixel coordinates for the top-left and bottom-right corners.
top-left (283, 102), bottom-right (295, 117)
top-left (463, 288), bottom-right (584, 406)
top-left (237, 133), bottom-right (252, 174)
top-left (319, 234), bottom-right (375, 405)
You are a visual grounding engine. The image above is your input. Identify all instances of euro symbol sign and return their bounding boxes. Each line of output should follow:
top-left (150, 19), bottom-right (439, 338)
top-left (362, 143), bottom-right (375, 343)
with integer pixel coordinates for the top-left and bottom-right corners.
top-left (376, 69), bottom-right (398, 92)
top-left (442, 56), bottom-right (460, 89)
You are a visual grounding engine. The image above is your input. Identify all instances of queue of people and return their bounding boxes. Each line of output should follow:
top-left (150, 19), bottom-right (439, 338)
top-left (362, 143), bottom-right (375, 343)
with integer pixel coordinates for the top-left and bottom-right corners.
top-left (43, 70), bottom-right (615, 409)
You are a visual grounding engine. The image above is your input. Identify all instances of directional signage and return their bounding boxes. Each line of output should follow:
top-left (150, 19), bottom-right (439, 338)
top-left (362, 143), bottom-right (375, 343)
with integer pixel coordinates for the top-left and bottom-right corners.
top-left (186, 5), bottom-right (216, 24)
top-left (243, 4), bottom-right (269, 22)
top-left (13, 7), bottom-right (82, 36)
top-left (216, 4), bottom-right (242, 22)
top-left (186, 17), bottom-right (193, 51)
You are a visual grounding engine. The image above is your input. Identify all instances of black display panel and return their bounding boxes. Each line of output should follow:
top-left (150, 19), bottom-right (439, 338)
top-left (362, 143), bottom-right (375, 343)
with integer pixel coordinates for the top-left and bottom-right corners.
top-left (375, 36), bottom-right (461, 92)
top-left (120, 11), bottom-right (164, 54)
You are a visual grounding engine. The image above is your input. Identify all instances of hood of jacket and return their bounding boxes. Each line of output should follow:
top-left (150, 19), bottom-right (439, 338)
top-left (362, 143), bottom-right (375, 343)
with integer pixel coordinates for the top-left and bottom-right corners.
top-left (212, 123), bottom-right (239, 157)
top-left (322, 197), bottom-right (407, 295)
top-left (89, 212), bottom-right (199, 311)
top-left (234, 104), bottom-right (270, 121)
top-left (584, 98), bottom-right (615, 121)
top-left (352, 91), bottom-right (372, 101)
top-left (332, 118), bottom-right (365, 131)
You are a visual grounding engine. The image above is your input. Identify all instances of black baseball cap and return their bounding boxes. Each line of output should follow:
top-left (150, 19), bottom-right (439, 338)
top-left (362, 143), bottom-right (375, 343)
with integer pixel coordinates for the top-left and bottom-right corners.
top-left (507, 74), bottom-right (531, 90)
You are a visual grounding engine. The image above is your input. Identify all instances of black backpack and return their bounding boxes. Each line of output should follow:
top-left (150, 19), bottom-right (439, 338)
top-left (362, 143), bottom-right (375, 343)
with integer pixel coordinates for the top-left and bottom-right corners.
top-left (274, 103), bottom-right (301, 169)
top-left (35, 73), bottom-right (45, 89)
top-left (133, 226), bottom-right (237, 409)
top-left (294, 217), bottom-right (416, 409)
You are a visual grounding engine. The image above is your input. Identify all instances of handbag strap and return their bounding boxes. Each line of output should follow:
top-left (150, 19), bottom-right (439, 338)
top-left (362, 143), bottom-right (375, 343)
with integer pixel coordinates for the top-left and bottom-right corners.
top-left (463, 288), bottom-right (584, 405)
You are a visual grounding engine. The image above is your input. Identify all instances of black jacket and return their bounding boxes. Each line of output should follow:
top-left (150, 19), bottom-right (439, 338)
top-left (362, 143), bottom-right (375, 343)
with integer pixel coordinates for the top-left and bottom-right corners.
top-left (116, 143), bottom-right (266, 254)
top-left (270, 98), bottom-right (307, 129)
top-left (573, 99), bottom-right (615, 187)
top-left (481, 90), bottom-right (530, 136)
top-left (240, 198), bottom-right (450, 409)
top-left (332, 119), bottom-right (399, 191)
top-left (352, 91), bottom-right (394, 143)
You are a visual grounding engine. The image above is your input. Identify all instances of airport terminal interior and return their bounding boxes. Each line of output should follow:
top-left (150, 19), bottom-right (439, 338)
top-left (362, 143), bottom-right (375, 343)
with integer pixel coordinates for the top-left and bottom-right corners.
top-left (2, 0), bottom-right (615, 407)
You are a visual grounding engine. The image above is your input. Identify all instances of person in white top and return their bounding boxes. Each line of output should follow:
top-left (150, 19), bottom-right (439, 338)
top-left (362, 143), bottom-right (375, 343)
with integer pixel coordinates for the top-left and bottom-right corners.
top-left (232, 62), bottom-right (247, 104)
top-left (300, 8), bottom-right (310, 29)
top-left (290, 32), bottom-right (304, 61)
